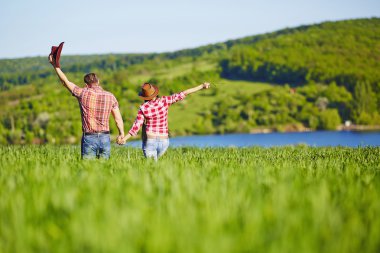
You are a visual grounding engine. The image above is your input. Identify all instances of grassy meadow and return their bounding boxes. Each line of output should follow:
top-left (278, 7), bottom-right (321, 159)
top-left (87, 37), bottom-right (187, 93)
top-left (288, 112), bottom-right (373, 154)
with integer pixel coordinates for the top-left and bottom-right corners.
top-left (1, 145), bottom-right (379, 253)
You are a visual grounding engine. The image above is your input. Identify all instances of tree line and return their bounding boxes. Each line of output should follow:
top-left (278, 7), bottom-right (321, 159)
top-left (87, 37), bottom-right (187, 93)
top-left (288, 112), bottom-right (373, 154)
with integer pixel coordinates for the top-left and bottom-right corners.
top-left (0, 18), bottom-right (379, 144)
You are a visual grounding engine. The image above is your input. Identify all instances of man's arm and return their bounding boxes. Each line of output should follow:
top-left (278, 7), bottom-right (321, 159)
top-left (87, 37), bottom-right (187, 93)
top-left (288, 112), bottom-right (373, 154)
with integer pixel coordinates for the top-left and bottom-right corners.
top-left (183, 82), bottom-right (211, 95)
top-left (111, 107), bottom-right (125, 141)
top-left (49, 55), bottom-right (76, 93)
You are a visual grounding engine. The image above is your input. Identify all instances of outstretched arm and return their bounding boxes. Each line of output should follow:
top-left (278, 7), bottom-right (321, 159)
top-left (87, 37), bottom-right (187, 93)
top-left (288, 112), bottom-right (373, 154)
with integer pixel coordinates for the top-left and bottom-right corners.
top-left (49, 55), bottom-right (76, 93)
top-left (111, 107), bottom-right (125, 142)
top-left (163, 82), bottom-right (211, 106)
top-left (183, 82), bottom-right (211, 95)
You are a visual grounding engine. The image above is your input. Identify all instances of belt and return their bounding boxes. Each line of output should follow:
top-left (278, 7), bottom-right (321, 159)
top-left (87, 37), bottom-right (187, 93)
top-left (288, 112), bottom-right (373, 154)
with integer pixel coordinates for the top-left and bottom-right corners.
top-left (84, 131), bottom-right (110, 136)
top-left (147, 134), bottom-right (169, 139)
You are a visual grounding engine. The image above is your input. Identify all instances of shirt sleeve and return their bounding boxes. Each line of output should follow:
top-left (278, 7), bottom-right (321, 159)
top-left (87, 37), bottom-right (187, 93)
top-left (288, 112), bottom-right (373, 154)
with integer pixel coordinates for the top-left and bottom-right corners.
top-left (112, 95), bottom-right (119, 109)
top-left (71, 83), bottom-right (83, 98)
top-left (162, 91), bottom-right (186, 105)
top-left (128, 109), bottom-right (145, 136)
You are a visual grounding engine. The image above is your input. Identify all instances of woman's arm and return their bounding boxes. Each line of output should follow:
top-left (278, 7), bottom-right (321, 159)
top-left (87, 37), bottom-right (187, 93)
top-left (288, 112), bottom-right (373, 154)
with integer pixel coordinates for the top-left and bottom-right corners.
top-left (129, 110), bottom-right (144, 134)
top-left (121, 133), bottom-right (132, 143)
top-left (163, 82), bottom-right (211, 105)
top-left (117, 132), bottom-right (132, 144)
top-left (183, 82), bottom-right (211, 95)
top-left (117, 110), bottom-right (144, 145)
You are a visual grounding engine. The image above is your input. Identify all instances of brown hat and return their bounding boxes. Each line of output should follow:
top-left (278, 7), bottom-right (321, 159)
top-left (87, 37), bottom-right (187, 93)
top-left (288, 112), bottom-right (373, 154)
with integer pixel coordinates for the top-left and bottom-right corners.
top-left (139, 83), bottom-right (159, 100)
top-left (49, 42), bottom-right (64, 68)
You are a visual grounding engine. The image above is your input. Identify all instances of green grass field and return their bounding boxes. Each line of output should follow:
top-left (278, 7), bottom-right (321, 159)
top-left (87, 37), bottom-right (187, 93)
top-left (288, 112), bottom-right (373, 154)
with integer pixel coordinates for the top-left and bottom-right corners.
top-left (1, 146), bottom-right (379, 253)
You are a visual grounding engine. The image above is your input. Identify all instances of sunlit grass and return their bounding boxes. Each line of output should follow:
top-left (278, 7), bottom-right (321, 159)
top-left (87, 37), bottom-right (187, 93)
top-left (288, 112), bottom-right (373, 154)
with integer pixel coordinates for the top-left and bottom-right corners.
top-left (128, 59), bottom-right (217, 84)
top-left (0, 145), bottom-right (379, 253)
top-left (169, 80), bottom-right (273, 134)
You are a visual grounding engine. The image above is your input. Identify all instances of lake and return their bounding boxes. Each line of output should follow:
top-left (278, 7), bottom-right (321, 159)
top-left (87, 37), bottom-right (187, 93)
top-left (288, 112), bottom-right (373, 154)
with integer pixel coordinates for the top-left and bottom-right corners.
top-left (125, 131), bottom-right (380, 148)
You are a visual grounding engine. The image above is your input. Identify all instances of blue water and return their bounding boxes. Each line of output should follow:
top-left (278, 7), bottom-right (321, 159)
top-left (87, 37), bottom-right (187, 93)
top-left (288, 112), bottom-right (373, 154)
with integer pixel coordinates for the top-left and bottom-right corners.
top-left (125, 131), bottom-right (380, 148)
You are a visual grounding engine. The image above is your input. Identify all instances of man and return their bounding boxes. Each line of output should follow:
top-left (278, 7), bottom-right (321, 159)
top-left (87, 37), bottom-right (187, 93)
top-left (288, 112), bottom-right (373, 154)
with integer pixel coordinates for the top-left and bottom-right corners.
top-left (48, 43), bottom-right (124, 159)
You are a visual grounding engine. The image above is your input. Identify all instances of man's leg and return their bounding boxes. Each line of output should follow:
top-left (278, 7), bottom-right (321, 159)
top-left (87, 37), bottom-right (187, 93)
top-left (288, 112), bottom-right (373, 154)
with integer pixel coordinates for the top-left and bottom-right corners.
top-left (81, 135), bottom-right (98, 159)
top-left (98, 134), bottom-right (111, 159)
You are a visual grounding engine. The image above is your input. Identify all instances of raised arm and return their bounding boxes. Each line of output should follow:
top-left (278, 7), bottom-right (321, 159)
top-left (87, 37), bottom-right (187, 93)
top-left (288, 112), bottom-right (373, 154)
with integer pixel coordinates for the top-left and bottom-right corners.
top-left (162, 82), bottom-right (211, 106)
top-left (111, 107), bottom-right (125, 142)
top-left (183, 82), bottom-right (211, 95)
top-left (49, 55), bottom-right (76, 93)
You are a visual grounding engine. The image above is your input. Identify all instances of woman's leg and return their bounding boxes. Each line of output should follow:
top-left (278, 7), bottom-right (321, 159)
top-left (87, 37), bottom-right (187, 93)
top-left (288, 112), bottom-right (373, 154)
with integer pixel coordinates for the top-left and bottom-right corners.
top-left (157, 139), bottom-right (169, 158)
top-left (143, 139), bottom-right (158, 161)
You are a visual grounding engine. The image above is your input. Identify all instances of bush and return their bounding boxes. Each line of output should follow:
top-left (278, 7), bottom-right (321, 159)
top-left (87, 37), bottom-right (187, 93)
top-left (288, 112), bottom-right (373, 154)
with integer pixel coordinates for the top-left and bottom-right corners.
top-left (318, 109), bottom-right (341, 130)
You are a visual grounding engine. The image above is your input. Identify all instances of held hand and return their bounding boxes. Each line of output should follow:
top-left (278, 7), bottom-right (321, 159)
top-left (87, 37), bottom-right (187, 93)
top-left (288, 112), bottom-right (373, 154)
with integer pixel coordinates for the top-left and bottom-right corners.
top-left (202, 82), bottom-right (211, 89)
top-left (116, 135), bottom-right (125, 145)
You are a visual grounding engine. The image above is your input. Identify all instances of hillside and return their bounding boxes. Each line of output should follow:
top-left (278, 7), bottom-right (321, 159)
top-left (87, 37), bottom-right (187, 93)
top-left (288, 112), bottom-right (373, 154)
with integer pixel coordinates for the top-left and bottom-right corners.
top-left (220, 18), bottom-right (380, 88)
top-left (0, 18), bottom-right (379, 144)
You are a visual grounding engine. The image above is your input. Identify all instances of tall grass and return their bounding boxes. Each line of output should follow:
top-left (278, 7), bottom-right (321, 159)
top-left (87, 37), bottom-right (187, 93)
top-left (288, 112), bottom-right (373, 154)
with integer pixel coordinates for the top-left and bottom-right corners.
top-left (0, 145), bottom-right (379, 253)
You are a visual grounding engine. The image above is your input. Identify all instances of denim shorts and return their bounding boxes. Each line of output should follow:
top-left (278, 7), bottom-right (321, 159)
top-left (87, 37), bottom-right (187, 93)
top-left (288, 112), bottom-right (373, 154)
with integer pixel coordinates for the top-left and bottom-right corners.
top-left (142, 138), bottom-right (170, 161)
top-left (81, 133), bottom-right (111, 159)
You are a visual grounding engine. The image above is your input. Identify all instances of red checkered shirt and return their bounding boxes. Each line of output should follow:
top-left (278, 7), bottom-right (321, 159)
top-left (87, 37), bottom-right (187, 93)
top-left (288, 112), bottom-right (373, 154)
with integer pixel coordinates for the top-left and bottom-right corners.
top-left (72, 83), bottom-right (119, 133)
top-left (128, 92), bottom-right (186, 136)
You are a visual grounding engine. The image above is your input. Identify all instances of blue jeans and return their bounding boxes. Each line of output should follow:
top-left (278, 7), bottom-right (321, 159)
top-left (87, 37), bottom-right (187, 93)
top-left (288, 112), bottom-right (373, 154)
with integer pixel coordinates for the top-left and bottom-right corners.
top-left (142, 138), bottom-right (170, 160)
top-left (81, 133), bottom-right (111, 159)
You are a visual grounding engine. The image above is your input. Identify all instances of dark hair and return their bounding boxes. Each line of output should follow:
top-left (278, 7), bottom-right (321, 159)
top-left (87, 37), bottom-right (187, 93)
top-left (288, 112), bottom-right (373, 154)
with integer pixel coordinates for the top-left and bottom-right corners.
top-left (84, 73), bottom-right (99, 85)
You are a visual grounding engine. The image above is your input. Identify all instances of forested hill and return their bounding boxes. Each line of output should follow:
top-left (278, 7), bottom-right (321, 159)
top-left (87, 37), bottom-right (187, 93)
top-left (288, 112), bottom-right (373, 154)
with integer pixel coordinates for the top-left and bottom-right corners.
top-left (1, 18), bottom-right (379, 90)
top-left (0, 18), bottom-right (379, 144)
top-left (220, 18), bottom-right (380, 89)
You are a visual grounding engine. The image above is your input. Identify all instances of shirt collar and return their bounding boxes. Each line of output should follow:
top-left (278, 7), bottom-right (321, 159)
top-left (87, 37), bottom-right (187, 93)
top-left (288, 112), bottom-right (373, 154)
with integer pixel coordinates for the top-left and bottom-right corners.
top-left (88, 85), bottom-right (103, 90)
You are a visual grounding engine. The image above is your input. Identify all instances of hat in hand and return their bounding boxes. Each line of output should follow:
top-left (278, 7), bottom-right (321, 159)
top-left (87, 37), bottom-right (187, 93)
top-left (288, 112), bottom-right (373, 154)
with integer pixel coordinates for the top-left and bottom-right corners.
top-left (139, 83), bottom-right (159, 100)
top-left (49, 42), bottom-right (64, 68)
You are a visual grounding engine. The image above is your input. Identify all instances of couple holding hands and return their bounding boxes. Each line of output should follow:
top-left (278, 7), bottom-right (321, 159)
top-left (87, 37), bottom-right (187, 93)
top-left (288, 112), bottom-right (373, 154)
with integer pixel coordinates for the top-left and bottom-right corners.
top-left (49, 42), bottom-right (210, 160)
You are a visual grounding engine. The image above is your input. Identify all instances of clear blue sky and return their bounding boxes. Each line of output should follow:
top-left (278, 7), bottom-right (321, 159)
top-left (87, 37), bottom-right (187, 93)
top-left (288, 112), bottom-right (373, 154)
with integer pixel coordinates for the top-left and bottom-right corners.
top-left (0, 0), bottom-right (379, 59)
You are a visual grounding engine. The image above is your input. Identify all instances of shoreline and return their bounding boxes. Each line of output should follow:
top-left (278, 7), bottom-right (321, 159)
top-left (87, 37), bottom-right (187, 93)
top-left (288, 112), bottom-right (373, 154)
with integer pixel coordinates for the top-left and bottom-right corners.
top-left (10, 125), bottom-right (380, 145)
top-left (247, 124), bottom-right (380, 134)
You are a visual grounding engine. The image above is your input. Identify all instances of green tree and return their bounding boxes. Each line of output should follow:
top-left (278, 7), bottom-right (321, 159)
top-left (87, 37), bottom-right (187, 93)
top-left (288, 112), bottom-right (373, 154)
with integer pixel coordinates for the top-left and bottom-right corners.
top-left (352, 81), bottom-right (377, 124)
top-left (318, 109), bottom-right (341, 130)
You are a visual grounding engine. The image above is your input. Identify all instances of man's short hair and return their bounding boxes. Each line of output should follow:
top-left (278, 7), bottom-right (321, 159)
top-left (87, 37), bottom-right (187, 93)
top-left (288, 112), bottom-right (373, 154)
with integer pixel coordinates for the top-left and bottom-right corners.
top-left (84, 73), bottom-right (99, 85)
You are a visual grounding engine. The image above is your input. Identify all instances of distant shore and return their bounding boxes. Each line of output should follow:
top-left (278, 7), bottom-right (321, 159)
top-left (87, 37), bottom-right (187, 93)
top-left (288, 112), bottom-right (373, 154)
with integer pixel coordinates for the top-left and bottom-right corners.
top-left (338, 124), bottom-right (380, 131)
top-left (248, 124), bottom-right (380, 134)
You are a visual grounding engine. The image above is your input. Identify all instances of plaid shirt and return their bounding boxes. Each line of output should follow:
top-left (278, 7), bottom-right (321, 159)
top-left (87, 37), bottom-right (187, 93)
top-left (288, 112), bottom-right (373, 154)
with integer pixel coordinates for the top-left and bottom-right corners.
top-left (72, 84), bottom-right (119, 133)
top-left (128, 92), bottom-right (186, 136)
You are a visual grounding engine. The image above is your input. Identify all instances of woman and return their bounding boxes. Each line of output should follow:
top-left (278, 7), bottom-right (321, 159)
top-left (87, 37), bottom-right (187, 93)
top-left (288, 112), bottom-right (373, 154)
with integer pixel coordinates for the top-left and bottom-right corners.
top-left (118, 82), bottom-right (211, 160)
